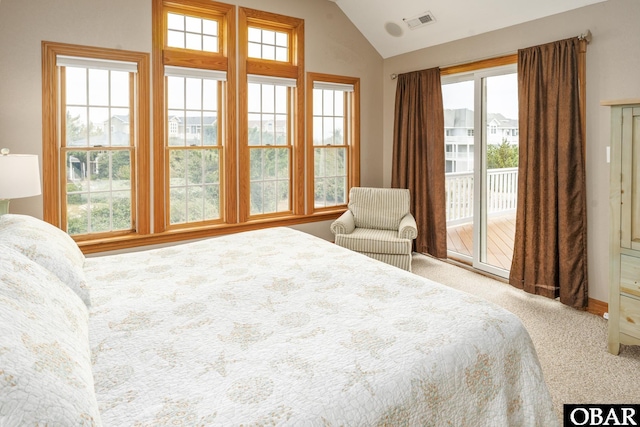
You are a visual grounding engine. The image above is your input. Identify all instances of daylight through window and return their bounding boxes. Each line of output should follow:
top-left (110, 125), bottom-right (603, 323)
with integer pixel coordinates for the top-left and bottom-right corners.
top-left (43, 1), bottom-right (360, 253)
top-left (42, 43), bottom-right (150, 242)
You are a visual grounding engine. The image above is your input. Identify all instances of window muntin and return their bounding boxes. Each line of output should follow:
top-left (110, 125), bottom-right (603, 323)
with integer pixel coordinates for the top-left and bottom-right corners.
top-left (307, 76), bottom-right (358, 212)
top-left (65, 66), bottom-right (131, 147)
top-left (156, 1), bottom-right (233, 231)
top-left (247, 26), bottom-right (288, 61)
top-left (43, 3), bottom-right (352, 253)
top-left (313, 146), bottom-right (346, 208)
top-left (65, 150), bottom-right (133, 234)
top-left (42, 42), bottom-right (150, 245)
top-left (240, 7), bottom-right (304, 221)
top-left (167, 12), bottom-right (219, 52)
top-left (60, 59), bottom-right (138, 236)
top-left (168, 148), bottom-right (220, 223)
top-left (247, 77), bottom-right (293, 215)
top-left (312, 85), bottom-right (350, 208)
top-left (165, 67), bottom-right (224, 225)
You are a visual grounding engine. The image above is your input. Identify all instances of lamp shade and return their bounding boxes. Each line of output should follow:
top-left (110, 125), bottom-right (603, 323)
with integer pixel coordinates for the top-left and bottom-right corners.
top-left (0, 153), bottom-right (42, 199)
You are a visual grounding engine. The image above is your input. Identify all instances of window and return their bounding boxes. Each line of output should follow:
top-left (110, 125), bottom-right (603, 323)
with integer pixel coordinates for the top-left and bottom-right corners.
top-left (248, 26), bottom-right (289, 61)
top-left (442, 58), bottom-right (518, 278)
top-left (307, 73), bottom-right (360, 212)
top-left (167, 12), bottom-right (219, 52)
top-left (154, 0), bottom-right (235, 231)
top-left (43, 2), bottom-right (358, 253)
top-left (239, 7), bottom-right (304, 221)
top-left (42, 42), bottom-right (150, 240)
top-left (165, 67), bottom-right (225, 225)
top-left (247, 76), bottom-right (294, 215)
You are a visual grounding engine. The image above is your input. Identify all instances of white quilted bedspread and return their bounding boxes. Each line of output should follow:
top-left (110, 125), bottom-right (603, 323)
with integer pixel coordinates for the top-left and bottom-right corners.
top-left (84, 227), bottom-right (558, 426)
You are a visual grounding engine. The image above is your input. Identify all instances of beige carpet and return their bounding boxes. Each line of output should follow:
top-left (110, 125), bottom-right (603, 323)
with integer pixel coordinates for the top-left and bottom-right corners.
top-left (411, 253), bottom-right (640, 419)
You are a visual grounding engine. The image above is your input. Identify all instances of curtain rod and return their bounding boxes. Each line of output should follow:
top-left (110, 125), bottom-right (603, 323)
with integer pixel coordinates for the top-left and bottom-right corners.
top-left (578, 29), bottom-right (592, 43)
top-left (390, 29), bottom-right (592, 80)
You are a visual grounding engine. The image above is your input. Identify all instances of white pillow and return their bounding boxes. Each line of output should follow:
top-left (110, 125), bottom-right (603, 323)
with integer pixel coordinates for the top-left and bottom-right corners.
top-left (0, 245), bottom-right (102, 426)
top-left (0, 214), bottom-right (90, 306)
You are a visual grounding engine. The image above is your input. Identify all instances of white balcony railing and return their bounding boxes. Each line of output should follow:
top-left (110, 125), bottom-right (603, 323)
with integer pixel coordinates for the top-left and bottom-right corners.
top-left (445, 167), bottom-right (518, 224)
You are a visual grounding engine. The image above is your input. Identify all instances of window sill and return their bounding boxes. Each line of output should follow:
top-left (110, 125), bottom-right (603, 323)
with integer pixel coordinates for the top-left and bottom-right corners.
top-left (77, 210), bottom-right (345, 255)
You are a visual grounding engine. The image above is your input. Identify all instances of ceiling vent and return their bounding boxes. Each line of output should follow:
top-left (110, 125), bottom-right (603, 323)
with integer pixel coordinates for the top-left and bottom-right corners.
top-left (403, 11), bottom-right (436, 30)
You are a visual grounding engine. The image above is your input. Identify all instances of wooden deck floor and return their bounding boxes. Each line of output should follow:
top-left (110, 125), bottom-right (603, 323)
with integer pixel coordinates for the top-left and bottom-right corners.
top-left (446, 213), bottom-right (516, 271)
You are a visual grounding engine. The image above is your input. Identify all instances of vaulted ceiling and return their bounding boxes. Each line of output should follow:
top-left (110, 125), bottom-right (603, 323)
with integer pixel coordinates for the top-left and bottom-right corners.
top-left (330, 0), bottom-right (607, 58)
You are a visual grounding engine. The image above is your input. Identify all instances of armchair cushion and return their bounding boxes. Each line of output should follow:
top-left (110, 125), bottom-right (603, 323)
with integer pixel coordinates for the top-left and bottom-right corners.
top-left (335, 229), bottom-right (412, 255)
top-left (348, 187), bottom-right (410, 231)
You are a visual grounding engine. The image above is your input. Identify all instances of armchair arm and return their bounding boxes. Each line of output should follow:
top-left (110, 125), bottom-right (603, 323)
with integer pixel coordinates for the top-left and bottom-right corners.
top-left (398, 213), bottom-right (418, 239)
top-left (330, 210), bottom-right (356, 235)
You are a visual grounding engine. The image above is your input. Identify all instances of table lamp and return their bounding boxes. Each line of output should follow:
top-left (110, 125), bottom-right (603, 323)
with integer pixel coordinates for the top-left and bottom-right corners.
top-left (0, 148), bottom-right (42, 215)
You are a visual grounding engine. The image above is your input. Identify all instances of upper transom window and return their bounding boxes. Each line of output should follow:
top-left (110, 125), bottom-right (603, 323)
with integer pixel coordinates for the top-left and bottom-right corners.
top-left (167, 12), bottom-right (219, 52)
top-left (248, 26), bottom-right (288, 61)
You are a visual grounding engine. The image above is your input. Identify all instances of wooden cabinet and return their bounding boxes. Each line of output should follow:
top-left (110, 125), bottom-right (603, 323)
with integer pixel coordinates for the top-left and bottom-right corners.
top-left (607, 100), bottom-right (640, 354)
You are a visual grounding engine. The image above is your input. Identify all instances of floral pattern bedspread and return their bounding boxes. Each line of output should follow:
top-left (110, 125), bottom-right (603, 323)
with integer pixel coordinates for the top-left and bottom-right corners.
top-left (84, 227), bottom-right (558, 426)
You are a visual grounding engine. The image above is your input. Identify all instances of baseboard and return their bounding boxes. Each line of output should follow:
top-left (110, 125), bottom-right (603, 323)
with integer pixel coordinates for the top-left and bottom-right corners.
top-left (422, 253), bottom-right (609, 318)
top-left (587, 298), bottom-right (608, 318)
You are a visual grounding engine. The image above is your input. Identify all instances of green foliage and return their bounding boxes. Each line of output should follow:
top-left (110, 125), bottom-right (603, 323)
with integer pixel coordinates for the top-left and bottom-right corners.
top-left (314, 147), bottom-right (346, 206)
top-left (89, 196), bottom-right (131, 233)
top-left (168, 149), bottom-right (221, 224)
top-left (66, 150), bottom-right (133, 235)
top-left (66, 111), bottom-right (86, 144)
top-left (203, 123), bottom-right (218, 145)
top-left (169, 149), bottom-right (220, 185)
top-left (67, 216), bottom-right (87, 236)
top-left (249, 146), bottom-right (289, 215)
top-left (67, 194), bottom-right (132, 235)
top-left (487, 139), bottom-right (519, 169)
top-left (92, 151), bottom-right (131, 180)
top-left (66, 182), bottom-right (83, 205)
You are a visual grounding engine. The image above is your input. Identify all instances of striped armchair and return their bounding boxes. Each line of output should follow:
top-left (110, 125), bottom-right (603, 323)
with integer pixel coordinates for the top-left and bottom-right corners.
top-left (330, 187), bottom-right (418, 271)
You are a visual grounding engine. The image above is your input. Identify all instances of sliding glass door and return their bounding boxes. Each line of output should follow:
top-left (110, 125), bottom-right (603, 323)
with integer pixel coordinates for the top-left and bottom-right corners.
top-left (442, 65), bottom-right (518, 278)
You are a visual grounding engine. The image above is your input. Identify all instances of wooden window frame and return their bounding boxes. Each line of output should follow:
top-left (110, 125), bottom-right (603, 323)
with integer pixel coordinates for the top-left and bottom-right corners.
top-left (40, 3), bottom-right (347, 255)
top-left (41, 41), bottom-right (150, 248)
top-left (247, 23), bottom-right (293, 64)
top-left (238, 7), bottom-right (304, 223)
top-left (153, 0), bottom-right (236, 233)
top-left (164, 70), bottom-right (226, 228)
top-left (306, 72), bottom-right (360, 214)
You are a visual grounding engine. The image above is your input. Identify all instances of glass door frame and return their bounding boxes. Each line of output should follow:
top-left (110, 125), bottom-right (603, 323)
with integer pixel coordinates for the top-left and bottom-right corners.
top-left (444, 64), bottom-right (518, 279)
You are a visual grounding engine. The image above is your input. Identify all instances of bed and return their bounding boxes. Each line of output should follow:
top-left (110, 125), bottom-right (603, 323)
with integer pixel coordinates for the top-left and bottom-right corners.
top-left (0, 214), bottom-right (558, 426)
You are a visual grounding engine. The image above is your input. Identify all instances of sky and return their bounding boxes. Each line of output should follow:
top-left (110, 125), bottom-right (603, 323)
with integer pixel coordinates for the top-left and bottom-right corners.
top-left (442, 72), bottom-right (518, 120)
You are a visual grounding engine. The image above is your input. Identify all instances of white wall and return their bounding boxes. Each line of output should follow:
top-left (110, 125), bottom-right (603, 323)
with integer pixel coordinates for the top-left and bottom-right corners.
top-left (0, 0), bottom-right (384, 224)
top-left (382, 0), bottom-right (640, 303)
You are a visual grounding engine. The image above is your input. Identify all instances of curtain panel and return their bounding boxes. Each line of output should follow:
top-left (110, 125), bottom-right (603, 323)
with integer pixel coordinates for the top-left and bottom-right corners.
top-left (509, 37), bottom-right (588, 309)
top-left (391, 68), bottom-right (447, 258)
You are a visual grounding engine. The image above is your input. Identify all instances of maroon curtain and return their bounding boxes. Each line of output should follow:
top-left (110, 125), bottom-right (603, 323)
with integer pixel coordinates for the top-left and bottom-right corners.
top-left (392, 68), bottom-right (447, 258)
top-left (509, 38), bottom-right (588, 309)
